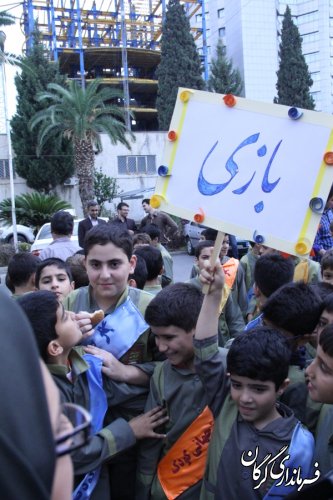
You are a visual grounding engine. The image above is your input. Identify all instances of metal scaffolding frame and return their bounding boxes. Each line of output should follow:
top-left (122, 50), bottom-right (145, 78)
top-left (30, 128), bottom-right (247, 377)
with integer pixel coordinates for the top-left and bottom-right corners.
top-left (22, 0), bottom-right (208, 129)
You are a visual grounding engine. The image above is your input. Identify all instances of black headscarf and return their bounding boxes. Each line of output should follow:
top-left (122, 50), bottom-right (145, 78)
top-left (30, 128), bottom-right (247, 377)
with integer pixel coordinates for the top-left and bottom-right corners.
top-left (0, 290), bottom-right (55, 499)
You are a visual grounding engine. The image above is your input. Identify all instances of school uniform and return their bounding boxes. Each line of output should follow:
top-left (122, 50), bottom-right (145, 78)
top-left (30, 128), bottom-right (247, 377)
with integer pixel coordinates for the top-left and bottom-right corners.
top-left (49, 346), bottom-right (148, 500)
top-left (64, 285), bottom-right (156, 499)
top-left (313, 404), bottom-right (333, 474)
top-left (136, 360), bottom-right (208, 499)
top-left (64, 285), bottom-right (154, 364)
top-left (194, 335), bottom-right (314, 500)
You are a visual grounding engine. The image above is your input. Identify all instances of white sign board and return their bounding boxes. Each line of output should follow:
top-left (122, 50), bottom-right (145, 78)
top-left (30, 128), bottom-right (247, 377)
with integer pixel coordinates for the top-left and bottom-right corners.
top-left (153, 89), bottom-right (333, 256)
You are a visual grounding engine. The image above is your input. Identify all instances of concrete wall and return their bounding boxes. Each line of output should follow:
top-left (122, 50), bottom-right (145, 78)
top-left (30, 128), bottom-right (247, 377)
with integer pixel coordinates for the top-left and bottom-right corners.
top-left (0, 131), bottom-right (166, 222)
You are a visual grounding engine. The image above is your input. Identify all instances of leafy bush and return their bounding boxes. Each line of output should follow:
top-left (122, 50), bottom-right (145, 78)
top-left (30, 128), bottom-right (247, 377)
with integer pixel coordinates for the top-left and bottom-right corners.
top-left (0, 192), bottom-right (72, 232)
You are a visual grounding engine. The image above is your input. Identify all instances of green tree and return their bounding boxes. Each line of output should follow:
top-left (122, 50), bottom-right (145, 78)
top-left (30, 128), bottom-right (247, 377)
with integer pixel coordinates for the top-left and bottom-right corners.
top-left (156, 0), bottom-right (205, 130)
top-left (93, 167), bottom-right (119, 209)
top-left (0, 11), bottom-right (15, 27)
top-left (274, 6), bottom-right (315, 110)
top-left (208, 39), bottom-right (243, 95)
top-left (30, 79), bottom-right (133, 211)
top-left (0, 193), bottom-right (72, 231)
top-left (11, 31), bottom-right (74, 192)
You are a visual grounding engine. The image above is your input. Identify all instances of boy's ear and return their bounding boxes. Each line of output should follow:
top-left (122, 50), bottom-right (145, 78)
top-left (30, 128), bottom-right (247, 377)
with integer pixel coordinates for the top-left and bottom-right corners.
top-left (129, 255), bottom-right (137, 274)
top-left (128, 278), bottom-right (137, 288)
top-left (277, 378), bottom-right (290, 396)
top-left (47, 340), bottom-right (63, 358)
top-left (70, 280), bottom-right (75, 291)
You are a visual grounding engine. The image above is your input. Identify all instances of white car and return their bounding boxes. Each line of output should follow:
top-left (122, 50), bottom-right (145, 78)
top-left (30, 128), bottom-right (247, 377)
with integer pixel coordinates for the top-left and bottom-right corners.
top-left (0, 224), bottom-right (35, 244)
top-left (31, 218), bottom-right (109, 256)
top-left (31, 220), bottom-right (82, 256)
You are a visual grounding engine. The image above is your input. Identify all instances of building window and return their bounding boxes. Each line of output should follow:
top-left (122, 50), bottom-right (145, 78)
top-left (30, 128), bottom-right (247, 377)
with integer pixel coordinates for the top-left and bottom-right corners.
top-left (0, 159), bottom-right (9, 179)
top-left (217, 8), bottom-right (224, 19)
top-left (118, 155), bottom-right (156, 175)
top-left (218, 27), bottom-right (226, 37)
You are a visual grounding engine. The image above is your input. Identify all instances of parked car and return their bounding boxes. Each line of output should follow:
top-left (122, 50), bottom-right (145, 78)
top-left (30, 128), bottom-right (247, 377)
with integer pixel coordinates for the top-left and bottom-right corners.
top-left (31, 218), bottom-right (109, 256)
top-left (0, 224), bottom-right (35, 244)
top-left (182, 221), bottom-right (250, 258)
top-left (31, 220), bottom-right (81, 256)
top-left (183, 221), bottom-right (206, 255)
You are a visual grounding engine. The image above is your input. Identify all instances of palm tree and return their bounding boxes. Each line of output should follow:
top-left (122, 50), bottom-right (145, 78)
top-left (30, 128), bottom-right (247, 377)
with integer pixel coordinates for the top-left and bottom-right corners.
top-left (30, 79), bottom-right (134, 211)
top-left (0, 192), bottom-right (72, 231)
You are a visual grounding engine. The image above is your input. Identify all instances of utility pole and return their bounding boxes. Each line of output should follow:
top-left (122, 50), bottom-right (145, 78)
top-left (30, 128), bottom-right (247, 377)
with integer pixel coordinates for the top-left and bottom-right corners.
top-left (0, 30), bottom-right (18, 251)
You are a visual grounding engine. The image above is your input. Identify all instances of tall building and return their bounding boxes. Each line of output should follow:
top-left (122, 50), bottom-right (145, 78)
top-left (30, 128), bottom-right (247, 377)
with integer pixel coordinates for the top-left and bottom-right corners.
top-left (22, 0), bottom-right (203, 131)
top-left (194, 0), bottom-right (333, 113)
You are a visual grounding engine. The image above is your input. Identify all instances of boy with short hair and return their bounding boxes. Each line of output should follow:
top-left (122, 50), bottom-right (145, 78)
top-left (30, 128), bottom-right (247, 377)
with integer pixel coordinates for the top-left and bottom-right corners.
top-left (245, 253), bottom-right (294, 330)
top-left (40, 210), bottom-right (80, 261)
top-left (320, 249), bottom-right (333, 285)
top-left (143, 224), bottom-right (174, 285)
top-left (195, 263), bottom-right (316, 499)
top-left (63, 225), bottom-right (156, 499)
top-left (259, 281), bottom-right (323, 423)
top-left (135, 245), bottom-right (164, 295)
top-left (18, 290), bottom-right (167, 500)
top-left (306, 323), bottom-right (333, 474)
top-left (66, 253), bottom-right (89, 288)
top-left (36, 257), bottom-right (74, 301)
top-left (188, 240), bottom-right (245, 345)
top-left (63, 225), bottom-right (154, 365)
top-left (136, 283), bottom-right (210, 499)
top-left (6, 252), bottom-right (40, 297)
top-left (128, 254), bottom-right (148, 290)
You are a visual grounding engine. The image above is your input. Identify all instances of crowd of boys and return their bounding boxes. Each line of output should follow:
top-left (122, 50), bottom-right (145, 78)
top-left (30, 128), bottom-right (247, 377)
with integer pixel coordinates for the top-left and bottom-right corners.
top-left (4, 197), bottom-right (333, 499)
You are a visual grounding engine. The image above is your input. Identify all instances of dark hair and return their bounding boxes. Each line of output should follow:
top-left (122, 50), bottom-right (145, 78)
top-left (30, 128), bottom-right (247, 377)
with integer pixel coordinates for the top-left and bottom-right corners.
top-left (128, 254), bottom-right (148, 290)
top-left (84, 225), bottom-right (133, 260)
top-left (66, 254), bottom-right (89, 288)
top-left (143, 224), bottom-right (161, 241)
top-left (254, 253), bottom-right (294, 298)
top-left (319, 323), bottom-right (333, 357)
top-left (7, 252), bottom-right (40, 287)
top-left (87, 200), bottom-right (98, 208)
top-left (35, 258), bottom-right (73, 287)
top-left (323, 293), bottom-right (333, 314)
top-left (133, 233), bottom-right (152, 247)
top-left (134, 245), bottom-right (163, 281)
top-left (50, 211), bottom-right (74, 236)
top-left (310, 282), bottom-right (333, 300)
top-left (200, 228), bottom-right (218, 241)
top-left (194, 240), bottom-right (215, 258)
top-left (227, 327), bottom-right (291, 390)
top-left (142, 198), bottom-right (151, 205)
top-left (145, 283), bottom-right (203, 332)
top-left (17, 291), bottom-right (59, 362)
top-left (321, 249), bottom-right (333, 273)
top-left (117, 202), bottom-right (129, 211)
top-left (262, 282), bottom-right (323, 336)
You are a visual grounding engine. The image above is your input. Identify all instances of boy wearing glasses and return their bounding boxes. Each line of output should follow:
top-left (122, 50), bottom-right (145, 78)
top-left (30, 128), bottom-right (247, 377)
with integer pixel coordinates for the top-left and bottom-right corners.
top-left (18, 290), bottom-right (168, 500)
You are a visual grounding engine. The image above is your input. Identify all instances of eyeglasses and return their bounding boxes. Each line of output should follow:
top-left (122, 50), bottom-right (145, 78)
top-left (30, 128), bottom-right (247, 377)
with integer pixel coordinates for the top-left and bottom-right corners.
top-left (55, 403), bottom-right (92, 457)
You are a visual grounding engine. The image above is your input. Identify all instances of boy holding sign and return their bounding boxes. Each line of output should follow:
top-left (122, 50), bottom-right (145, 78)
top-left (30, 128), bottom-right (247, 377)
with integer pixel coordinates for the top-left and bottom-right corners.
top-left (194, 260), bottom-right (318, 499)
